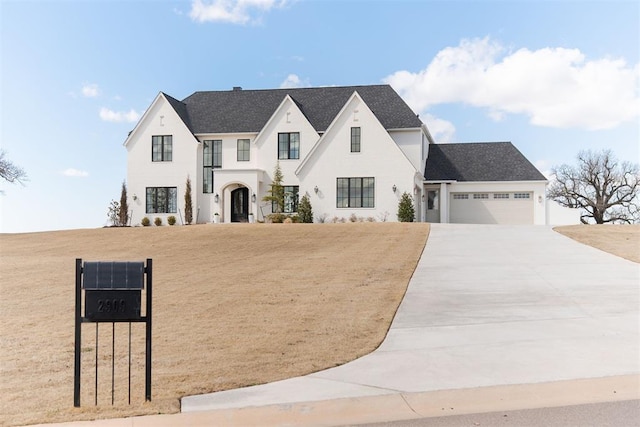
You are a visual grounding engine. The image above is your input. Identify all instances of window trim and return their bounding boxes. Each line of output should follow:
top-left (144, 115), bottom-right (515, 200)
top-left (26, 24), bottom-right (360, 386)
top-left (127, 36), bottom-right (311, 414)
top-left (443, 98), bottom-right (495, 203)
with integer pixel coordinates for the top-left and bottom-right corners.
top-left (145, 187), bottom-right (177, 213)
top-left (203, 140), bottom-right (222, 194)
top-left (237, 139), bottom-right (250, 162)
top-left (350, 127), bottom-right (361, 153)
top-left (336, 177), bottom-right (375, 208)
top-left (272, 185), bottom-right (299, 213)
top-left (278, 132), bottom-right (300, 160)
top-left (152, 135), bottom-right (172, 162)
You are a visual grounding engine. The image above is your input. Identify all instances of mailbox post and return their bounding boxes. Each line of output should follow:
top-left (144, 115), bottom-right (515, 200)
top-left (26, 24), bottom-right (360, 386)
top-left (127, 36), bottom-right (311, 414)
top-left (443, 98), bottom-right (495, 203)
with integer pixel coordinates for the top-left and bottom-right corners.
top-left (74, 259), bottom-right (152, 407)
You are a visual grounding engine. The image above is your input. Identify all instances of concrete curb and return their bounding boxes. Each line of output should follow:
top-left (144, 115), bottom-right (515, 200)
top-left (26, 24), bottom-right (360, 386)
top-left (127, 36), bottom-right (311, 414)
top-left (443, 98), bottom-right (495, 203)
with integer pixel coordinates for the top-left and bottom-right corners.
top-left (27, 375), bottom-right (639, 426)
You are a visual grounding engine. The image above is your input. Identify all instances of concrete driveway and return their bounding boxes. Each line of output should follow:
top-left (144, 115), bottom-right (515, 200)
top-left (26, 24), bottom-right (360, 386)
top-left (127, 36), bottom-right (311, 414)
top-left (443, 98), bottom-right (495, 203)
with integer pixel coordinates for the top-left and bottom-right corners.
top-left (182, 224), bottom-right (639, 413)
top-left (39, 225), bottom-right (637, 426)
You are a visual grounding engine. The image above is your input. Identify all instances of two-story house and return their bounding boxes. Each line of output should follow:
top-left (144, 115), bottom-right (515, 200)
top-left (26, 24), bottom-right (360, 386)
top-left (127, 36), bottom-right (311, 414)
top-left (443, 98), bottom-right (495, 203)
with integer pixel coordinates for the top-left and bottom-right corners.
top-left (124, 84), bottom-right (555, 225)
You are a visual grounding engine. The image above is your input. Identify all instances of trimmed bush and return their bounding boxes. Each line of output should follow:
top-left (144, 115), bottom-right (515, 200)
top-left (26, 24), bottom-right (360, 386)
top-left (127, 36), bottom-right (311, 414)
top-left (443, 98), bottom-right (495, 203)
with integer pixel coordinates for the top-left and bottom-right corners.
top-left (154, 217), bottom-right (162, 226)
top-left (397, 192), bottom-right (415, 222)
top-left (298, 194), bottom-right (313, 223)
top-left (141, 217), bottom-right (151, 227)
top-left (167, 215), bottom-right (177, 226)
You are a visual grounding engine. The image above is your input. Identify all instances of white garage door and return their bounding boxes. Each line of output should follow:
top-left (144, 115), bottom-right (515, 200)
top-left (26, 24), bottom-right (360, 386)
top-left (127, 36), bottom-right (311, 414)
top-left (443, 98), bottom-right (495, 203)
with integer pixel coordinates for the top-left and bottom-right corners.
top-left (450, 192), bottom-right (534, 224)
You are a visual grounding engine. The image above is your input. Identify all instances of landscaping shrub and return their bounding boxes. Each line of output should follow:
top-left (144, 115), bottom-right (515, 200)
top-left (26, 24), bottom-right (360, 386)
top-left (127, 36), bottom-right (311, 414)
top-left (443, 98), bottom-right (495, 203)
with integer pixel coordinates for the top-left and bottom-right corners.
top-left (141, 217), bottom-right (151, 227)
top-left (167, 216), bottom-right (177, 226)
top-left (397, 192), bottom-right (415, 222)
top-left (154, 217), bottom-right (162, 226)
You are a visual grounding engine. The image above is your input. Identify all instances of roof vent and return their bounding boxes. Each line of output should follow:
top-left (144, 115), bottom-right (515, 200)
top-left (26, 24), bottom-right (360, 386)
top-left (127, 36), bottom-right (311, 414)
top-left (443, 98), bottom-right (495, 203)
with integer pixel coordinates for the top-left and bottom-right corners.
top-left (233, 86), bottom-right (242, 91)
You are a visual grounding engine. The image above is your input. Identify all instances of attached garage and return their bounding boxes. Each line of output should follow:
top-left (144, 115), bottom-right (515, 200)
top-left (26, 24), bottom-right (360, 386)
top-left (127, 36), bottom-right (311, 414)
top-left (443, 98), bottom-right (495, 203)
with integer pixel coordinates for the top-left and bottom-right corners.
top-left (424, 142), bottom-right (548, 225)
top-left (449, 191), bottom-right (534, 224)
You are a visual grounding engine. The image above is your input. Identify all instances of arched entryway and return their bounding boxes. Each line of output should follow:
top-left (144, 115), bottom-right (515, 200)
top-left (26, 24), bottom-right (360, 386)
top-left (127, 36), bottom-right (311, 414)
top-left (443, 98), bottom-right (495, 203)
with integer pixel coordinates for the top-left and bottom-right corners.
top-left (230, 187), bottom-right (249, 222)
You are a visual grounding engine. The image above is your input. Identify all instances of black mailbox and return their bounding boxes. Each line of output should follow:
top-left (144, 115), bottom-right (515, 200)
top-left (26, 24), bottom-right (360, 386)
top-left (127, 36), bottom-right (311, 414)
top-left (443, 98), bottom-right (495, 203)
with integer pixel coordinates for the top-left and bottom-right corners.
top-left (83, 262), bottom-right (144, 322)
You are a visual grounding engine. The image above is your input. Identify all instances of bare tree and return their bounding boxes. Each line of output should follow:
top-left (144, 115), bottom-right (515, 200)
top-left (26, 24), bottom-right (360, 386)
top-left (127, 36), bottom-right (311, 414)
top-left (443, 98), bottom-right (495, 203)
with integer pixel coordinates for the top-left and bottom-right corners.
top-left (548, 149), bottom-right (639, 224)
top-left (0, 150), bottom-right (27, 185)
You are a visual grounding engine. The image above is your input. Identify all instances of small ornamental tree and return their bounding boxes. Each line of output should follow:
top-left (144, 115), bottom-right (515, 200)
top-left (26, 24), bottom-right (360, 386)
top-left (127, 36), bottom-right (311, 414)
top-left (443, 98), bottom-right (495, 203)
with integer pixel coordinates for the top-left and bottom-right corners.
top-left (185, 176), bottom-right (193, 225)
top-left (107, 200), bottom-right (120, 226)
top-left (262, 162), bottom-right (285, 214)
top-left (397, 191), bottom-right (415, 222)
top-left (298, 194), bottom-right (313, 223)
top-left (118, 181), bottom-right (129, 226)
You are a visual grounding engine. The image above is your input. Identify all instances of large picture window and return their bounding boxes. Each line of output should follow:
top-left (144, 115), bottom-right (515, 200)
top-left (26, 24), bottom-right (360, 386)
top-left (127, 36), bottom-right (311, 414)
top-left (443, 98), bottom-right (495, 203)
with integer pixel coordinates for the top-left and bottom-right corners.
top-left (152, 135), bottom-right (172, 162)
top-left (203, 140), bottom-right (222, 193)
top-left (237, 139), bottom-right (250, 161)
top-left (351, 127), bottom-right (361, 153)
top-left (278, 133), bottom-right (300, 160)
top-left (337, 177), bottom-right (375, 208)
top-left (146, 187), bottom-right (177, 213)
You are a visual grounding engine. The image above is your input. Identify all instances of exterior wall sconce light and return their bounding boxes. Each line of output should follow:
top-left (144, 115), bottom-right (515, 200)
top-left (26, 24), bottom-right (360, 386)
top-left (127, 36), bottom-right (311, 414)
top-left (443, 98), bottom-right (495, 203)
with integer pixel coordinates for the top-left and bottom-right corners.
top-left (314, 185), bottom-right (319, 194)
top-left (214, 193), bottom-right (219, 203)
top-left (132, 194), bottom-right (138, 201)
top-left (392, 185), bottom-right (397, 193)
top-left (252, 193), bottom-right (256, 202)
top-left (538, 195), bottom-right (543, 203)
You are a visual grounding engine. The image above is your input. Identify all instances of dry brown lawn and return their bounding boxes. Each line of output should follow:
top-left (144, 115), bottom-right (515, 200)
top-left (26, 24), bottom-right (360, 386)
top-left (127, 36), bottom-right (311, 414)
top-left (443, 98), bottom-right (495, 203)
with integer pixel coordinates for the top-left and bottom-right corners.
top-left (0, 223), bottom-right (429, 426)
top-left (554, 224), bottom-right (640, 263)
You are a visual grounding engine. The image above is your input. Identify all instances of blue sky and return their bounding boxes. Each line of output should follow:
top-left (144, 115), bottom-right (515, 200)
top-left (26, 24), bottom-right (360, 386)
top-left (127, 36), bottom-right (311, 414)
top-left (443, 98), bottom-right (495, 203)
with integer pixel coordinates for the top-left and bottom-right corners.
top-left (1, 0), bottom-right (638, 233)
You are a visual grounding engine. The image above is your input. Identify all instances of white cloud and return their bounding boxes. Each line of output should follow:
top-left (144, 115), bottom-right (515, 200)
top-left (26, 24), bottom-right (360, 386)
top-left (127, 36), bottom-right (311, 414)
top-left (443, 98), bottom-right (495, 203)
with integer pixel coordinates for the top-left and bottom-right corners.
top-left (534, 159), bottom-right (554, 180)
top-left (279, 73), bottom-right (310, 89)
top-left (82, 83), bottom-right (100, 98)
top-left (99, 108), bottom-right (141, 123)
top-left (422, 114), bottom-right (456, 142)
top-left (384, 37), bottom-right (640, 130)
top-left (62, 168), bottom-right (89, 178)
top-left (190, 0), bottom-right (288, 24)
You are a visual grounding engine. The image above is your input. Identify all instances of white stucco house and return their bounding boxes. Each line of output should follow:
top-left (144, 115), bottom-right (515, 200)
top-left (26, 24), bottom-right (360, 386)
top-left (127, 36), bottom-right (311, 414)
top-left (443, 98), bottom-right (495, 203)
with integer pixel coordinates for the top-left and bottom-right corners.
top-left (124, 84), bottom-right (555, 225)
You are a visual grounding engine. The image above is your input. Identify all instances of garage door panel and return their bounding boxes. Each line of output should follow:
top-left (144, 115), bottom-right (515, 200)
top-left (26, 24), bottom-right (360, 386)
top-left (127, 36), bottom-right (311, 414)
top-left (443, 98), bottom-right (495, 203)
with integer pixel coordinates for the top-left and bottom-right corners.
top-left (450, 193), bottom-right (533, 224)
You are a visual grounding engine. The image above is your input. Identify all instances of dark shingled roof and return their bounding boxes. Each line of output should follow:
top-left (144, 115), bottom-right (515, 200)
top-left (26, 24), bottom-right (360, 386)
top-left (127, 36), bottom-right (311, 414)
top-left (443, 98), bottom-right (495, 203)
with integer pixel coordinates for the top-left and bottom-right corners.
top-left (166, 85), bottom-right (423, 134)
top-left (424, 142), bottom-right (547, 182)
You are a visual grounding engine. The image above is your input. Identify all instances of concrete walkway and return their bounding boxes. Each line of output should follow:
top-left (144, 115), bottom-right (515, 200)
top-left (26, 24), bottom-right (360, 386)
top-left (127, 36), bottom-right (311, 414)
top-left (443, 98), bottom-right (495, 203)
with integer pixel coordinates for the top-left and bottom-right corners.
top-left (32, 225), bottom-right (640, 426)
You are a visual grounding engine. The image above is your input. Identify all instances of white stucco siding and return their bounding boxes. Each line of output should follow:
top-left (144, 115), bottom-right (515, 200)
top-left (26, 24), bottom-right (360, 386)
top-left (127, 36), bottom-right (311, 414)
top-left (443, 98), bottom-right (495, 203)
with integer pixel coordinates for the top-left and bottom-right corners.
top-left (389, 129), bottom-right (423, 172)
top-left (125, 95), bottom-right (199, 225)
top-left (444, 181), bottom-right (547, 225)
top-left (254, 96), bottom-right (319, 189)
top-left (298, 94), bottom-right (417, 222)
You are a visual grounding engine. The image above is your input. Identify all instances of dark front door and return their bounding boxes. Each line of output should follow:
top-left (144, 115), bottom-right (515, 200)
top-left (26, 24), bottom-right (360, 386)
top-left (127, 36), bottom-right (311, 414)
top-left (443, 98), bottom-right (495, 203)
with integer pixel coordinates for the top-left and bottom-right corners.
top-left (231, 187), bottom-right (249, 222)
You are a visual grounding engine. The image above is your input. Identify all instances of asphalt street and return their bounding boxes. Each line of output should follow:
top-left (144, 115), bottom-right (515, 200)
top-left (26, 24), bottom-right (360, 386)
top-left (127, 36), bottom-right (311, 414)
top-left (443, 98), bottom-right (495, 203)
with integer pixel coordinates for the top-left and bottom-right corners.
top-left (354, 400), bottom-right (640, 427)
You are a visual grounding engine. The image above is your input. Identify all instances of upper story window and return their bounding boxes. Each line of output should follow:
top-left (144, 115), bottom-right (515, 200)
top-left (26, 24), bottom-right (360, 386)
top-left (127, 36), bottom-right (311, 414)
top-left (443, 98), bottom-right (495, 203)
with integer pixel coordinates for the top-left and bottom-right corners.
top-left (237, 139), bottom-right (250, 161)
top-left (337, 177), bottom-right (375, 208)
top-left (152, 135), bottom-right (172, 162)
top-left (278, 132), bottom-right (300, 159)
top-left (203, 140), bottom-right (222, 193)
top-left (351, 127), bottom-right (361, 153)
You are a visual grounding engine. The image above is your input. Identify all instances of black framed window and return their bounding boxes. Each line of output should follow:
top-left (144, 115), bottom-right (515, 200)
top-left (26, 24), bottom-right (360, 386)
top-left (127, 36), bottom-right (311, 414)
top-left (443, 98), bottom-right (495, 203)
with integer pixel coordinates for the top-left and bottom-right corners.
top-left (237, 139), bottom-right (250, 161)
top-left (152, 135), bottom-right (172, 162)
top-left (278, 132), bottom-right (300, 159)
top-left (146, 187), bottom-right (177, 213)
top-left (203, 140), bottom-right (222, 193)
top-left (272, 185), bottom-right (299, 213)
top-left (351, 127), bottom-right (361, 153)
top-left (337, 177), bottom-right (374, 208)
